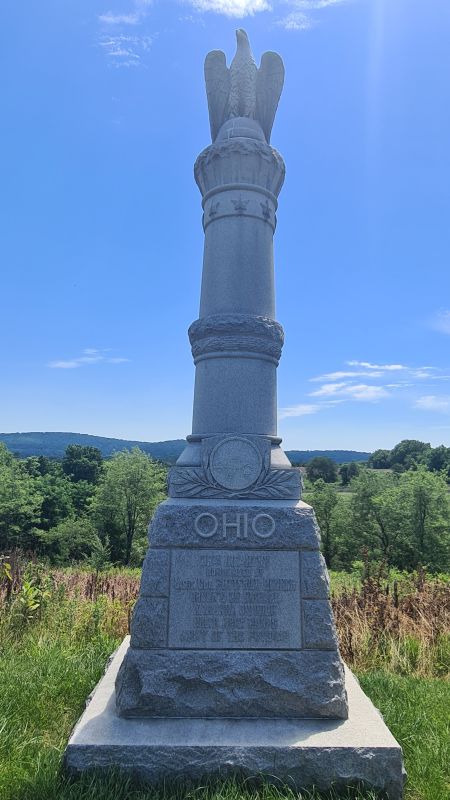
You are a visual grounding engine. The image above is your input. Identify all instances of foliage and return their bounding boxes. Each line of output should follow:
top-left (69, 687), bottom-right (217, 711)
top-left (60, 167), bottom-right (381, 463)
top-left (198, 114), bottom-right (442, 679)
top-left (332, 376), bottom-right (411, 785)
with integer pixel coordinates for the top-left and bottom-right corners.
top-left (307, 480), bottom-right (338, 566)
top-left (338, 462), bottom-right (359, 486)
top-left (0, 444), bottom-right (43, 551)
top-left (305, 456), bottom-right (338, 484)
top-left (93, 449), bottom-right (167, 565)
top-left (62, 445), bottom-right (104, 484)
top-left (367, 449), bottom-right (391, 469)
top-left (37, 519), bottom-right (102, 564)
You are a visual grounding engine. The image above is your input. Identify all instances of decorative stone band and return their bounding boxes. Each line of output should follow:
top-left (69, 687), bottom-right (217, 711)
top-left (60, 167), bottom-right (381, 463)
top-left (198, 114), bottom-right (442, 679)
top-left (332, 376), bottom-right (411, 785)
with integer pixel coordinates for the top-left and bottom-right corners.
top-left (202, 184), bottom-right (278, 232)
top-left (194, 138), bottom-right (285, 199)
top-left (188, 314), bottom-right (284, 366)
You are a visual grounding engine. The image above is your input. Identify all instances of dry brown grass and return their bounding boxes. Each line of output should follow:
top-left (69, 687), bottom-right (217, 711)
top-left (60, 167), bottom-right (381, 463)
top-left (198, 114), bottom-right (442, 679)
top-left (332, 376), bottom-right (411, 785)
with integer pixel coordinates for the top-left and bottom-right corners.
top-left (332, 567), bottom-right (450, 676)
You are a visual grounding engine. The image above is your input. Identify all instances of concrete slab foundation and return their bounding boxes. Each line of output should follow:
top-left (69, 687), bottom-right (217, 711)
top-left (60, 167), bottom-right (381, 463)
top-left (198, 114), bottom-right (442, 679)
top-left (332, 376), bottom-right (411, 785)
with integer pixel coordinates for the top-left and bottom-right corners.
top-left (65, 638), bottom-right (405, 799)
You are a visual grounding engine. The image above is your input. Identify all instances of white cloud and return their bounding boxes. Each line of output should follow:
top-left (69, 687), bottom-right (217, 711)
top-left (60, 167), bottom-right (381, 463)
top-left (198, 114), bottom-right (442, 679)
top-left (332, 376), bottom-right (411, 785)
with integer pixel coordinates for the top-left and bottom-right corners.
top-left (279, 403), bottom-right (321, 418)
top-left (100, 33), bottom-right (155, 67)
top-left (310, 382), bottom-right (389, 401)
top-left (415, 395), bottom-right (450, 413)
top-left (277, 0), bottom-right (349, 30)
top-left (185, 0), bottom-right (271, 16)
top-left (431, 309), bottom-right (450, 335)
top-left (310, 370), bottom-right (384, 382)
top-left (277, 11), bottom-right (313, 29)
top-left (288, 0), bottom-right (349, 7)
top-left (347, 361), bottom-right (408, 371)
top-left (99, 12), bottom-right (141, 25)
top-left (48, 349), bottom-right (129, 369)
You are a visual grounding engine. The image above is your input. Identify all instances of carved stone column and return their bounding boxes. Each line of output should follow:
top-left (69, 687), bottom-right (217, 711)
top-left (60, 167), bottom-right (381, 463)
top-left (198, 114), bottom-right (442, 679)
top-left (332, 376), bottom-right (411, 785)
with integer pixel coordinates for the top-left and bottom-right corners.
top-left (115, 37), bottom-right (347, 720)
top-left (66, 32), bottom-right (405, 800)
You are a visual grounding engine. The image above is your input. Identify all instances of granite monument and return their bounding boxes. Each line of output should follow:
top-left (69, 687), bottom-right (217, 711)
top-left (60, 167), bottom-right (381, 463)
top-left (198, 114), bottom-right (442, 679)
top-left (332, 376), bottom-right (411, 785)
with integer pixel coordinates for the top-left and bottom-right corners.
top-left (65, 30), bottom-right (405, 799)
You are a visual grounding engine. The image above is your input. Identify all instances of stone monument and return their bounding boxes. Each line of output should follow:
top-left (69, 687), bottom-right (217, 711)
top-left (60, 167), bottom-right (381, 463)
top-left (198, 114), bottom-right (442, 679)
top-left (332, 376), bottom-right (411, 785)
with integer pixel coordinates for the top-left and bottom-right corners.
top-left (65, 30), bottom-right (405, 799)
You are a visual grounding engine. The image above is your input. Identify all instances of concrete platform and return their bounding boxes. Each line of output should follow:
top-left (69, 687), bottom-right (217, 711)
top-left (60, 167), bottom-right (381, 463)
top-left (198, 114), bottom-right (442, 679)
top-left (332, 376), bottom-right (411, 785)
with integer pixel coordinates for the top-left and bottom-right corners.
top-left (65, 637), bottom-right (405, 799)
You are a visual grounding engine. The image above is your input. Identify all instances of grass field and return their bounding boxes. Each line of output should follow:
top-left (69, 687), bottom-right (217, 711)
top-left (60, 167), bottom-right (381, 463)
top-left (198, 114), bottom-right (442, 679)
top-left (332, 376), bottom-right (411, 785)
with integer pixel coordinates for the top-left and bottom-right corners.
top-left (0, 563), bottom-right (449, 800)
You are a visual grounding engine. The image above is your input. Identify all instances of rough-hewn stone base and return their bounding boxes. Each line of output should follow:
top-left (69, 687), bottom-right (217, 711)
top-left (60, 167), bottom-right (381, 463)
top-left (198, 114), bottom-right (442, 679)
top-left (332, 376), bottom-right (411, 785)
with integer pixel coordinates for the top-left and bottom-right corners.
top-left (65, 638), bottom-right (406, 800)
top-left (115, 647), bottom-right (348, 719)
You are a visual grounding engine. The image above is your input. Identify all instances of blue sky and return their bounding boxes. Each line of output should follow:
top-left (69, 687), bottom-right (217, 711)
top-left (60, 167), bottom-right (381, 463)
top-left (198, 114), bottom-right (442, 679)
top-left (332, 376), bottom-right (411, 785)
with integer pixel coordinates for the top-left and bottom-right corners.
top-left (1, 0), bottom-right (450, 451)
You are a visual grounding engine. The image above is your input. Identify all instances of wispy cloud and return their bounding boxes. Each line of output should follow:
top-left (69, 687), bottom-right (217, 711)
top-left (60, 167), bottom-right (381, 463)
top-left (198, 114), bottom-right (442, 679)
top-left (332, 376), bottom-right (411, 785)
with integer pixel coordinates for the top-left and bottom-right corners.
top-left (48, 348), bottom-right (129, 369)
top-left (309, 382), bottom-right (389, 401)
top-left (310, 370), bottom-right (385, 381)
top-left (99, 33), bottom-right (155, 67)
top-left (182, 0), bottom-right (351, 24)
top-left (277, 0), bottom-right (350, 30)
top-left (279, 403), bottom-right (321, 419)
top-left (415, 395), bottom-right (450, 413)
top-left (99, 12), bottom-right (141, 25)
top-left (346, 360), bottom-right (408, 371)
top-left (183, 0), bottom-right (271, 16)
top-left (98, 0), bottom-right (157, 66)
top-left (431, 309), bottom-right (450, 335)
top-left (282, 357), bottom-right (450, 422)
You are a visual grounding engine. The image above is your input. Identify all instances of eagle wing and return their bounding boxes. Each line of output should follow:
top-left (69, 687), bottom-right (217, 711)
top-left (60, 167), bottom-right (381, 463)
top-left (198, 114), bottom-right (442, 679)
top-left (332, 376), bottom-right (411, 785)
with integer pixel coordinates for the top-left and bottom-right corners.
top-left (204, 50), bottom-right (230, 142)
top-left (256, 51), bottom-right (284, 143)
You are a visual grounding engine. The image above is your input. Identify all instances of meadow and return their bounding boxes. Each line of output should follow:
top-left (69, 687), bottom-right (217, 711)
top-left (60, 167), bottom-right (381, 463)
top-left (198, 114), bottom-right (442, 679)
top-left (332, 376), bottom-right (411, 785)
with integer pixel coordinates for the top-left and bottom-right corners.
top-left (0, 557), bottom-right (449, 800)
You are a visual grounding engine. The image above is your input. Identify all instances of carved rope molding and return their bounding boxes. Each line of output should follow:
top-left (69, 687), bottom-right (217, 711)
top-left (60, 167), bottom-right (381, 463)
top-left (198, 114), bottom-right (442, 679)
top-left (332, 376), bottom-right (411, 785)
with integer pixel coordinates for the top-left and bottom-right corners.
top-left (194, 139), bottom-right (286, 198)
top-left (189, 314), bottom-right (285, 363)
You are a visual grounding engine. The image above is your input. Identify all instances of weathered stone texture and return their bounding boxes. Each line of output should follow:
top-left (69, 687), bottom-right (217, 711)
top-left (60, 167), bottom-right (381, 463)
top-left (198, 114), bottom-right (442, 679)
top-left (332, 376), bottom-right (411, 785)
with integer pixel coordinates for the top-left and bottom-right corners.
top-left (115, 647), bottom-right (348, 719)
top-left (303, 599), bottom-right (338, 650)
top-left (301, 551), bottom-right (330, 598)
top-left (66, 639), bottom-right (405, 800)
top-left (130, 599), bottom-right (168, 649)
top-left (149, 499), bottom-right (321, 550)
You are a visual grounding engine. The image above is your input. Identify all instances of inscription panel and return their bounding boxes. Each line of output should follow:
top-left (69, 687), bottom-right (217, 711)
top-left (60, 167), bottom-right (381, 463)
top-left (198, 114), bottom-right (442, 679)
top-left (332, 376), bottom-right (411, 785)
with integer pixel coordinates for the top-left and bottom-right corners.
top-left (168, 549), bottom-right (301, 649)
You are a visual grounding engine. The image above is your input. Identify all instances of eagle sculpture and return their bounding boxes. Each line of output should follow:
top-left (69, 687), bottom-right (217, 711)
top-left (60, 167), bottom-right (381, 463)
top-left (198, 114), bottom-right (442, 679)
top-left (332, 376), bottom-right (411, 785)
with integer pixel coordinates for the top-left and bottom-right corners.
top-left (205, 29), bottom-right (284, 144)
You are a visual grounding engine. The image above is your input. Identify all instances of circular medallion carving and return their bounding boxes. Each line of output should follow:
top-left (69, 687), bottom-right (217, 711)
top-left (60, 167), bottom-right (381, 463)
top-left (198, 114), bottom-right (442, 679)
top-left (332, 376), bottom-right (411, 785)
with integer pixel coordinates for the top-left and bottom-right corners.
top-left (209, 437), bottom-right (262, 491)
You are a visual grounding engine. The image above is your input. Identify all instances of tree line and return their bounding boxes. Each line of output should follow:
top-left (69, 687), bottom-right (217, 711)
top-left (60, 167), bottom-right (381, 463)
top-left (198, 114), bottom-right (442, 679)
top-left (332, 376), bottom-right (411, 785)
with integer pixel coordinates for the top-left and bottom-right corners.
top-left (0, 439), bottom-right (449, 573)
top-left (0, 443), bottom-right (167, 566)
top-left (303, 469), bottom-right (450, 573)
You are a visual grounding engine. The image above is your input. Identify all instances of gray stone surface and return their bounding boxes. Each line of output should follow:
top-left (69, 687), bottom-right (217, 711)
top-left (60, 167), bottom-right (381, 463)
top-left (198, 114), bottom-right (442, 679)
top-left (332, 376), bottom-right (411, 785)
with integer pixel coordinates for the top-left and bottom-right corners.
top-left (116, 645), bottom-right (347, 719)
top-left (140, 549), bottom-right (170, 597)
top-left (301, 550), bottom-right (330, 598)
top-left (130, 598), bottom-right (168, 649)
top-left (149, 499), bottom-right (320, 550)
top-left (167, 549), bottom-right (302, 649)
top-left (66, 638), bottom-right (405, 800)
top-left (303, 599), bottom-right (338, 650)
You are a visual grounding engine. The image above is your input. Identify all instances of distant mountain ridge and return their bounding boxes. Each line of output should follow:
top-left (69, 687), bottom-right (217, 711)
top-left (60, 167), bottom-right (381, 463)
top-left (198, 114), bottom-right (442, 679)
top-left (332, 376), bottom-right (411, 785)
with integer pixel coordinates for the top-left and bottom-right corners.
top-left (0, 432), bottom-right (371, 465)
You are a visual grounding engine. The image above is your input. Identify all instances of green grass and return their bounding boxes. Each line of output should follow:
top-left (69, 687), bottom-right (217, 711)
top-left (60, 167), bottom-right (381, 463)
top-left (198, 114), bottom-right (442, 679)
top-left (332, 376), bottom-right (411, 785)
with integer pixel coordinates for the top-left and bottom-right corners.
top-left (0, 586), bottom-right (449, 800)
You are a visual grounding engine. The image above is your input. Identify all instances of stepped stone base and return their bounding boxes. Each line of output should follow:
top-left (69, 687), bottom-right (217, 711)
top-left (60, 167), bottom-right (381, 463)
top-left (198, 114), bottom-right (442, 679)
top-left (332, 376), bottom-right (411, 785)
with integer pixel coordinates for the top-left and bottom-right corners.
top-left (65, 638), bottom-right (406, 800)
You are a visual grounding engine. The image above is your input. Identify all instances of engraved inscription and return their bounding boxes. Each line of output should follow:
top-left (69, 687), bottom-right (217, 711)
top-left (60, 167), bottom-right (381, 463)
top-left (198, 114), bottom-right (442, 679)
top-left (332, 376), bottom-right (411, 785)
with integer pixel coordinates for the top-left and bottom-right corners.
top-left (168, 549), bottom-right (301, 649)
top-left (209, 437), bottom-right (262, 490)
top-left (194, 512), bottom-right (275, 540)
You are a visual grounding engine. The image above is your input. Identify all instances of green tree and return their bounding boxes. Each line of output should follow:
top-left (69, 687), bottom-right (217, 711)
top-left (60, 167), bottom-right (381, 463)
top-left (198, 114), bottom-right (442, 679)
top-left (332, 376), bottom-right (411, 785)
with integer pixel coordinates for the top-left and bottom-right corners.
top-left (36, 470), bottom-right (74, 530)
top-left (93, 448), bottom-right (166, 565)
top-left (389, 439), bottom-right (431, 472)
top-left (306, 456), bottom-right (338, 484)
top-left (351, 470), bottom-right (406, 565)
top-left (0, 444), bottom-right (43, 550)
top-left (309, 479), bottom-right (339, 567)
top-left (368, 449), bottom-right (391, 469)
top-left (62, 445), bottom-right (103, 484)
top-left (427, 445), bottom-right (450, 476)
top-left (399, 468), bottom-right (450, 571)
top-left (339, 462), bottom-right (359, 486)
top-left (38, 518), bottom-right (101, 564)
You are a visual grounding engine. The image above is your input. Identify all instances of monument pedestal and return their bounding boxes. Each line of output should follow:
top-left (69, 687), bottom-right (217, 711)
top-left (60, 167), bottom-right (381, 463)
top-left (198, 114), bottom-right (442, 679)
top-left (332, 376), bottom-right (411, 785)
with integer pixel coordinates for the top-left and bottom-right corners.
top-left (66, 637), bottom-right (405, 800)
top-left (115, 498), bottom-right (348, 720)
